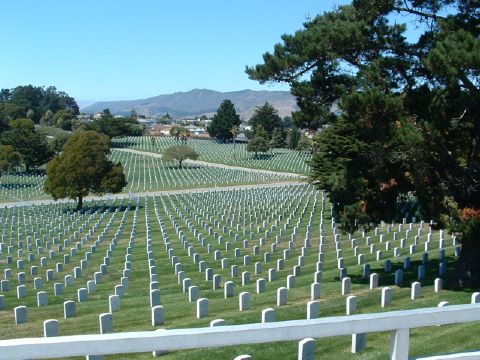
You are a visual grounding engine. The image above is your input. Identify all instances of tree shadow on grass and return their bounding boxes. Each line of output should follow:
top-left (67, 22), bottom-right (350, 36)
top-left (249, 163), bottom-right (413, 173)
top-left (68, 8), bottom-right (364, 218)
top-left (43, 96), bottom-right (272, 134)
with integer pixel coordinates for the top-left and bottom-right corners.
top-left (17, 169), bottom-right (46, 176)
top-left (164, 165), bottom-right (203, 170)
top-left (347, 256), bottom-right (464, 291)
top-left (251, 153), bottom-right (275, 160)
top-left (2, 169), bottom-right (46, 177)
top-left (0, 183), bottom-right (37, 189)
top-left (112, 141), bottom-right (139, 148)
top-left (62, 204), bottom-right (139, 215)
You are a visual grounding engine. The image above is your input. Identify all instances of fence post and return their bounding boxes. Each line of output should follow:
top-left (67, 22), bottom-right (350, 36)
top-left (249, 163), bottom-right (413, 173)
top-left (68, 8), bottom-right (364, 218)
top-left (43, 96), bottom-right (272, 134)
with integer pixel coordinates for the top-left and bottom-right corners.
top-left (390, 328), bottom-right (409, 360)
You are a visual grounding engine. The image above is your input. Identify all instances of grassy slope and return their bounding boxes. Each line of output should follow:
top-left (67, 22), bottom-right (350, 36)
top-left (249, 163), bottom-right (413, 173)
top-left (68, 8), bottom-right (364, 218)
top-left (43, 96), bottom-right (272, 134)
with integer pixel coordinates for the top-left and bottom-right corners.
top-left (35, 125), bottom-right (71, 138)
top-left (0, 188), bottom-right (478, 359)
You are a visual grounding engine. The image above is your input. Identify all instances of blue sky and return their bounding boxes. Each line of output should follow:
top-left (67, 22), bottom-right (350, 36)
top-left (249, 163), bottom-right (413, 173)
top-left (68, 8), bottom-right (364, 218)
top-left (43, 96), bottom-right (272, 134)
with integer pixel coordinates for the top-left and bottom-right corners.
top-left (1, 0), bottom-right (430, 106)
top-left (0, 0), bottom-right (354, 105)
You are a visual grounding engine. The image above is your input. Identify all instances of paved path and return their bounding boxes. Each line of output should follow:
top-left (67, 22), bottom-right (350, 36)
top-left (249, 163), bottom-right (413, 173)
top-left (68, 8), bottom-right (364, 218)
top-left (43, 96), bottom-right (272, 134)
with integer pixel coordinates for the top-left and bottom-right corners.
top-left (114, 148), bottom-right (307, 178)
top-left (0, 181), bottom-right (307, 208)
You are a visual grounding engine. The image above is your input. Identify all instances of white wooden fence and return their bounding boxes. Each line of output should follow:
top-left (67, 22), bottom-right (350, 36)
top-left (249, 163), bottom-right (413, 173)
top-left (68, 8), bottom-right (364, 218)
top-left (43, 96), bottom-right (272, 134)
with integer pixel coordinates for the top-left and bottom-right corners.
top-left (1, 303), bottom-right (480, 360)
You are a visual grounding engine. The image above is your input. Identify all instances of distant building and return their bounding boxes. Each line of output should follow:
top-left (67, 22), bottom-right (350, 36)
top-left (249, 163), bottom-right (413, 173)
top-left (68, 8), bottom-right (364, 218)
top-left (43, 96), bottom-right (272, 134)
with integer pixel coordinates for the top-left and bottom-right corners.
top-left (149, 124), bottom-right (210, 138)
top-left (149, 124), bottom-right (174, 136)
top-left (76, 114), bottom-right (92, 123)
top-left (137, 118), bottom-right (156, 126)
top-left (185, 125), bottom-right (208, 136)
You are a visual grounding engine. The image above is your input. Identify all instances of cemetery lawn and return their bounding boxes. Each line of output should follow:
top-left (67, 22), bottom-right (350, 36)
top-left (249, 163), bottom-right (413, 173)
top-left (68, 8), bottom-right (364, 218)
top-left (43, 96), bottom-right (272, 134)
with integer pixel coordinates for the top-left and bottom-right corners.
top-left (0, 185), bottom-right (479, 359)
top-left (112, 136), bottom-right (311, 175)
top-left (0, 149), bottom-right (298, 202)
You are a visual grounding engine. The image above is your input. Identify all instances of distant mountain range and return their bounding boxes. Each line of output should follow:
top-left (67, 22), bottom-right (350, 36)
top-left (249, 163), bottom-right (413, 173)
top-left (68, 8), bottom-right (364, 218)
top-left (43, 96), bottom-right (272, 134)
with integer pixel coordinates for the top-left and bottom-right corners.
top-left (81, 89), bottom-right (297, 120)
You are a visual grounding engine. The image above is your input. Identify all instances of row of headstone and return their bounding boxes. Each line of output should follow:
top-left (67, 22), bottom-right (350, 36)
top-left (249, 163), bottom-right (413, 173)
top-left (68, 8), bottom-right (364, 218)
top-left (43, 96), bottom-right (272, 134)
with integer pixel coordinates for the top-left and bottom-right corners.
top-left (1, 203), bottom-right (131, 305)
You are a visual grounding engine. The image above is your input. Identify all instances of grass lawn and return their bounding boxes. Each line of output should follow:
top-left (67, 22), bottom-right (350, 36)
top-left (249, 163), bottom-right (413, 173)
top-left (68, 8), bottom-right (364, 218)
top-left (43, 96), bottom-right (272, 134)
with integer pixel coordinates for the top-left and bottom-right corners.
top-left (0, 185), bottom-right (478, 359)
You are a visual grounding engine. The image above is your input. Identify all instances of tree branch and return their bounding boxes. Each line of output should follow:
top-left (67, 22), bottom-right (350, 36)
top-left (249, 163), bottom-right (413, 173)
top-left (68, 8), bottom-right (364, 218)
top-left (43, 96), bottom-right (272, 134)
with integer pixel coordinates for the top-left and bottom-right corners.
top-left (393, 6), bottom-right (445, 21)
top-left (459, 74), bottom-right (480, 95)
top-left (285, 62), bottom-right (318, 82)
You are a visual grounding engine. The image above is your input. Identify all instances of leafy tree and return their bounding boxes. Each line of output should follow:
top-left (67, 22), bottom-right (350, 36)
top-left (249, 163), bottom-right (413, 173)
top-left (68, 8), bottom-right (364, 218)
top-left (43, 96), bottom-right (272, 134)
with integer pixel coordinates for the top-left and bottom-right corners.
top-left (247, 1), bottom-right (480, 286)
top-left (207, 100), bottom-right (241, 142)
top-left (50, 133), bottom-right (70, 154)
top-left (297, 135), bottom-right (312, 152)
top-left (40, 110), bottom-right (55, 126)
top-left (243, 129), bottom-right (254, 140)
top-left (42, 86), bottom-right (79, 116)
top-left (286, 128), bottom-right (301, 150)
top-left (254, 124), bottom-right (268, 139)
top-left (157, 113), bottom-right (172, 124)
top-left (53, 109), bottom-right (75, 131)
top-left (0, 85), bottom-right (78, 123)
top-left (1, 118), bottom-right (53, 171)
top-left (180, 128), bottom-right (191, 145)
top-left (26, 109), bottom-right (35, 121)
top-left (0, 145), bottom-right (22, 176)
top-left (249, 102), bottom-right (283, 138)
top-left (163, 145), bottom-right (199, 169)
top-left (0, 103), bottom-right (23, 130)
top-left (8, 118), bottom-right (35, 132)
top-left (270, 127), bottom-right (285, 148)
top-left (44, 131), bottom-right (127, 210)
top-left (170, 125), bottom-right (181, 144)
top-left (247, 135), bottom-right (270, 158)
top-left (85, 109), bottom-right (143, 138)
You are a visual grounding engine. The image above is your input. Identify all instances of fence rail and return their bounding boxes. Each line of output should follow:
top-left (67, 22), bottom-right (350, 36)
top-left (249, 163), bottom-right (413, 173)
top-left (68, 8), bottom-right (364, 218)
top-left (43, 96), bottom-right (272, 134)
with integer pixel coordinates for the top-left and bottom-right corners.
top-left (1, 303), bottom-right (480, 359)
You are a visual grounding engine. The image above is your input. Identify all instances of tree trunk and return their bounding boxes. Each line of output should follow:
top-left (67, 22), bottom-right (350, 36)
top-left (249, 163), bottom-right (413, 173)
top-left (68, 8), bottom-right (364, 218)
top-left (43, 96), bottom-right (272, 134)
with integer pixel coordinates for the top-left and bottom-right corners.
top-left (179, 160), bottom-right (183, 169)
top-left (77, 195), bottom-right (83, 211)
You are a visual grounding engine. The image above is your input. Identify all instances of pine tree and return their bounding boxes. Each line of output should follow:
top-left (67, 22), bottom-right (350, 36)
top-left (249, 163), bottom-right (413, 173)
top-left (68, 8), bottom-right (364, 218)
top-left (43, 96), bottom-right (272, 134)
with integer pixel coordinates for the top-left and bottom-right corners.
top-left (207, 100), bottom-right (241, 142)
top-left (247, 1), bottom-right (480, 286)
top-left (249, 102), bottom-right (283, 138)
top-left (270, 127), bottom-right (285, 148)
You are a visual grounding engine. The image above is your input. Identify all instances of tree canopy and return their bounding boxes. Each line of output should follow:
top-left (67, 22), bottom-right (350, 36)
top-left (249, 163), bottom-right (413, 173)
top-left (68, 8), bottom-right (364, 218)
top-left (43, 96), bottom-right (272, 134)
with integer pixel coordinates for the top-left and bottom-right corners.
top-left (44, 131), bottom-right (127, 209)
top-left (286, 128), bottom-right (302, 150)
top-left (247, 1), bottom-right (480, 286)
top-left (170, 125), bottom-right (191, 145)
top-left (270, 127), bottom-right (285, 148)
top-left (163, 145), bottom-right (199, 168)
top-left (0, 85), bottom-right (78, 128)
top-left (207, 100), bottom-right (241, 142)
top-left (249, 102), bottom-right (283, 138)
top-left (1, 118), bottom-right (53, 172)
top-left (50, 133), bottom-right (71, 154)
top-left (0, 145), bottom-right (22, 176)
top-left (247, 125), bottom-right (271, 158)
top-left (84, 109), bottom-right (143, 138)
top-left (53, 109), bottom-right (76, 131)
top-left (157, 113), bottom-right (172, 124)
